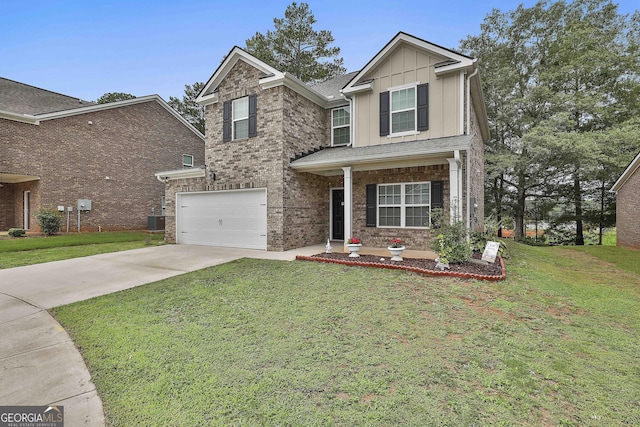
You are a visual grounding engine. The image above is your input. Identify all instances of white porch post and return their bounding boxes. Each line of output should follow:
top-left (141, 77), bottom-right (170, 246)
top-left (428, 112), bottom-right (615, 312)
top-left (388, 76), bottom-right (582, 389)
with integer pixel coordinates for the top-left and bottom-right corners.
top-left (447, 155), bottom-right (462, 223)
top-left (342, 166), bottom-right (352, 251)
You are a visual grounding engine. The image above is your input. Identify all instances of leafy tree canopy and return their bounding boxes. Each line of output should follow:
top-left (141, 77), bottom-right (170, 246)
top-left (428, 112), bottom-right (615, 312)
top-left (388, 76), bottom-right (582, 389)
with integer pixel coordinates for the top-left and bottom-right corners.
top-left (96, 92), bottom-right (136, 104)
top-left (168, 82), bottom-right (205, 134)
top-left (245, 2), bottom-right (345, 83)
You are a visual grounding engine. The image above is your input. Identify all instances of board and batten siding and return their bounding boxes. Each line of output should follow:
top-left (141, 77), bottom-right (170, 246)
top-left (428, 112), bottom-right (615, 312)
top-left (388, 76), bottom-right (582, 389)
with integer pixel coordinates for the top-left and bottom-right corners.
top-left (354, 43), bottom-right (463, 147)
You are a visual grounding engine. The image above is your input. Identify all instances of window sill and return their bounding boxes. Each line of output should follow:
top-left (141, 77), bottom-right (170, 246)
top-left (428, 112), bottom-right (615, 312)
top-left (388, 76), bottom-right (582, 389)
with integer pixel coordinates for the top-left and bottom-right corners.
top-left (387, 130), bottom-right (420, 138)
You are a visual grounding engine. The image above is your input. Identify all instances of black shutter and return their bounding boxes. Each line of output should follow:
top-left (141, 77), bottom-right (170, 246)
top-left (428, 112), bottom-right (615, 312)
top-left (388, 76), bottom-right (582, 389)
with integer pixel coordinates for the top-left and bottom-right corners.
top-left (366, 184), bottom-right (377, 227)
top-left (222, 100), bottom-right (231, 142)
top-left (379, 91), bottom-right (390, 136)
top-left (248, 94), bottom-right (257, 138)
top-left (431, 181), bottom-right (444, 209)
top-left (417, 83), bottom-right (429, 131)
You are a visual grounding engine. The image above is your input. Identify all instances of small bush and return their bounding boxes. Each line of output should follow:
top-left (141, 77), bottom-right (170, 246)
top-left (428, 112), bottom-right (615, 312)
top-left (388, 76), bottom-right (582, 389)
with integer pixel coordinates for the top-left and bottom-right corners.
top-left (35, 208), bottom-right (63, 236)
top-left (431, 209), bottom-right (471, 265)
top-left (8, 228), bottom-right (26, 238)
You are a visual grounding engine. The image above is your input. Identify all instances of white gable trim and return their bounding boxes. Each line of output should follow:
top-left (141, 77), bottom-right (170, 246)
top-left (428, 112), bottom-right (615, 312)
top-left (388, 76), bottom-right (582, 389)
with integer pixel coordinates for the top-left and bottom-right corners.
top-left (342, 32), bottom-right (475, 95)
top-left (196, 47), bottom-right (284, 106)
top-left (33, 95), bottom-right (204, 139)
top-left (611, 152), bottom-right (640, 192)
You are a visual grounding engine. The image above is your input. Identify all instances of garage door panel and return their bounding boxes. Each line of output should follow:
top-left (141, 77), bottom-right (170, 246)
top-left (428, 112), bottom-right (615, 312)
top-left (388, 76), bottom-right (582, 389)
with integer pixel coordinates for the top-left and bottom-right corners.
top-left (176, 190), bottom-right (267, 249)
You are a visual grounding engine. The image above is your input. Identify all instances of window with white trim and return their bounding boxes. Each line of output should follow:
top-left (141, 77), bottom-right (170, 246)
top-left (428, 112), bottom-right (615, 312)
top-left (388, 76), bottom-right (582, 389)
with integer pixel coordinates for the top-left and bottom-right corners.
top-left (390, 86), bottom-right (416, 135)
top-left (182, 154), bottom-right (194, 168)
top-left (161, 196), bottom-right (166, 216)
top-left (378, 182), bottom-right (431, 228)
top-left (232, 97), bottom-right (249, 140)
top-left (332, 106), bottom-right (350, 146)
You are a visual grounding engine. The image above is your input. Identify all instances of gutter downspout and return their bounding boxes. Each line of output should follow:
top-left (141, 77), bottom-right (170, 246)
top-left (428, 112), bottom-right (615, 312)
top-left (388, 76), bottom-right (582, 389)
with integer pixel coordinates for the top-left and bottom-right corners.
top-left (466, 63), bottom-right (479, 231)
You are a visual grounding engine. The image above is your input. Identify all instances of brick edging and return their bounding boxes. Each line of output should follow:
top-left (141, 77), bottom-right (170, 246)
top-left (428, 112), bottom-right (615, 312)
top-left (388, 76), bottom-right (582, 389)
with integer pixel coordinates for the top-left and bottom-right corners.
top-left (295, 255), bottom-right (506, 282)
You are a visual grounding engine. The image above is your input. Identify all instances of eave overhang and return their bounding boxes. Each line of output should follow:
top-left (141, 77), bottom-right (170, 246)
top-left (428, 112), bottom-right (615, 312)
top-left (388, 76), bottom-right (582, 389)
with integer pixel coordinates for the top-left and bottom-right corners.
top-left (0, 109), bottom-right (39, 124)
top-left (290, 135), bottom-right (472, 176)
top-left (0, 172), bottom-right (41, 183)
top-left (611, 151), bottom-right (640, 192)
top-left (155, 167), bottom-right (206, 182)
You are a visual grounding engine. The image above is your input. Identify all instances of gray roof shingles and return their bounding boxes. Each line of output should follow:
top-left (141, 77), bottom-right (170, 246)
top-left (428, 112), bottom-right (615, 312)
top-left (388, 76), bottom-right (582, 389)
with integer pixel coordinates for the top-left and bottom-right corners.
top-left (0, 77), bottom-right (94, 115)
top-left (311, 71), bottom-right (359, 100)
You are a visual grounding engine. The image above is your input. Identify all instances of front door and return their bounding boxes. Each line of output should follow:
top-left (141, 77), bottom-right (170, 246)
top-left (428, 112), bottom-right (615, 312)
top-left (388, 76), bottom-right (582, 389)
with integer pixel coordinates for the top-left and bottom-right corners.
top-left (331, 188), bottom-right (344, 240)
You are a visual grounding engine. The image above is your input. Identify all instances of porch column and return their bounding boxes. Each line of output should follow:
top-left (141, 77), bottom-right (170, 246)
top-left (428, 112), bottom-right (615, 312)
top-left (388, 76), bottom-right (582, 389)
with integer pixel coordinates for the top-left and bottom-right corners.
top-left (342, 166), bottom-right (352, 251)
top-left (447, 155), bottom-right (462, 223)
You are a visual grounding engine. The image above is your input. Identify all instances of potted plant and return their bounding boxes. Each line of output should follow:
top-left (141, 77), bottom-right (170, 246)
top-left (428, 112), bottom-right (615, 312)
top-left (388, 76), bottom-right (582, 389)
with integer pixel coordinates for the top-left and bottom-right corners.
top-left (346, 237), bottom-right (362, 257)
top-left (388, 238), bottom-right (405, 261)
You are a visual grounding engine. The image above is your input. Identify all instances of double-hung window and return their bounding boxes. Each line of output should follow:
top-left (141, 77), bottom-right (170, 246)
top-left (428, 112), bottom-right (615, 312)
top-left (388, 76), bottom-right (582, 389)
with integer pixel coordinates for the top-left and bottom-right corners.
top-left (391, 87), bottom-right (416, 135)
top-left (331, 106), bottom-right (350, 146)
top-left (232, 97), bottom-right (249, 140)
top-left (378, 182), bottom-right (431, 228)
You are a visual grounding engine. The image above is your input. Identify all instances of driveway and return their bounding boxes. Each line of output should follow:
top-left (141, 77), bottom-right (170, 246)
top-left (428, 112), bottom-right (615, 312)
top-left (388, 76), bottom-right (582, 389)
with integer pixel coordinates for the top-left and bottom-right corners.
top-left (0, 243), bottom-right (324, 426)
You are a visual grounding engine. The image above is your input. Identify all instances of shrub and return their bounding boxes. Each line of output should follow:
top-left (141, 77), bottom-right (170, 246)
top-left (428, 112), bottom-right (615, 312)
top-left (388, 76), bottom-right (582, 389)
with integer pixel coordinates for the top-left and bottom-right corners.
top-left (470, 216), bottom-right (508, 258)
top-left (35, 208), bottom-right (63, 236)
top-left (431, 209), bottom-right (471, 265)
top-left (8, 228), bottom-right (26, 238)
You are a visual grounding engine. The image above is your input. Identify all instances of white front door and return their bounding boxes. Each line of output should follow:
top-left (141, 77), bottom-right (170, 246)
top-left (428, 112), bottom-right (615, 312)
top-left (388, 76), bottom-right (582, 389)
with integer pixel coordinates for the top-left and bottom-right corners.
top-left (176, 189), bottom-right (267, 249)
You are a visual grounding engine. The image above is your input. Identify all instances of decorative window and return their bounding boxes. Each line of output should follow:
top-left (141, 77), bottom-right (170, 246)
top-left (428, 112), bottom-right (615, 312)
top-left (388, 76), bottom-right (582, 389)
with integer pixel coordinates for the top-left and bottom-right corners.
top-left (332, 106), bottom-right (350, 146)
top-left (182, 154), bottom-right (194, 168)
top-left (223, 94), bottom-right (257, 142)
top-left (380, 83), bottom-right (429, 137)
top-left (161, 196), bottom-right (166, 216)
top-left (377, 182), bottom-right (431, 228)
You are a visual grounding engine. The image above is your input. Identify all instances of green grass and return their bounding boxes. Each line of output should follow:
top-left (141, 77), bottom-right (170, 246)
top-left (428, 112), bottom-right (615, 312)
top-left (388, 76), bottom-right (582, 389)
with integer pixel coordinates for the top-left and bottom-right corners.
top-left (52, 242), bottom-right (640, 426)
top-left (0, 232), bottom-right (164, 269)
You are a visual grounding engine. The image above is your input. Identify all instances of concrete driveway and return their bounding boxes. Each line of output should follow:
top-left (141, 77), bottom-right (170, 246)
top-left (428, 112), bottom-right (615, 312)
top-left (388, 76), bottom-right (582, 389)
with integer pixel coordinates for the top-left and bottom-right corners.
top-left (0, 243), bottom-right (323, 426)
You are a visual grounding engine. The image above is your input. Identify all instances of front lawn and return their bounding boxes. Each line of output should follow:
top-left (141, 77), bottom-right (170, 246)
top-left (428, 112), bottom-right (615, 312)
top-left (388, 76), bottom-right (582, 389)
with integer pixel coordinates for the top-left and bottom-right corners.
top-left (0, 231), bottom-right (164, 269)
top-left (52, 243), bottom-right (640, 426)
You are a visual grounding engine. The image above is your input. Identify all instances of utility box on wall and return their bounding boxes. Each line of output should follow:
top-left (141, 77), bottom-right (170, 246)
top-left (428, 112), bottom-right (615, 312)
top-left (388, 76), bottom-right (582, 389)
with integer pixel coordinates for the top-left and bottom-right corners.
top-left (78, 199), bottom-right (92, 211)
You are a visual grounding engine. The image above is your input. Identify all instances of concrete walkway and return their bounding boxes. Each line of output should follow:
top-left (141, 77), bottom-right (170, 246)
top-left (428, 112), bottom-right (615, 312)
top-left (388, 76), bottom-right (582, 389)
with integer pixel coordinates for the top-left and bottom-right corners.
top-left (0, 243), bottom-right (325, 426)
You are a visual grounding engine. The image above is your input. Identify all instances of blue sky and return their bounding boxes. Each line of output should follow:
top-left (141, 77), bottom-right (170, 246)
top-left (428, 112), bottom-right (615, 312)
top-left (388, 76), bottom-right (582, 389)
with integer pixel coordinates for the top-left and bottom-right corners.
top-left (1, 1), bottom-right (637, 102)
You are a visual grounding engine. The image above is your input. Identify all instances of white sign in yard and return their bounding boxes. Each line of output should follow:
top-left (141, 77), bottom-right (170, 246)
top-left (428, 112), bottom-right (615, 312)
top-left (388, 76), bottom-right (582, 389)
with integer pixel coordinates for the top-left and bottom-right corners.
top-left (481, 241), bottom-right (501, 263)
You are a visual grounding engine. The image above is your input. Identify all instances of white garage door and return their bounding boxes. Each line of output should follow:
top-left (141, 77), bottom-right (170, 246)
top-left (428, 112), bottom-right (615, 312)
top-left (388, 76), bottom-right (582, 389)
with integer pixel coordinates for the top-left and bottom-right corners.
top-left (176, 189), bottom-right (267, 249)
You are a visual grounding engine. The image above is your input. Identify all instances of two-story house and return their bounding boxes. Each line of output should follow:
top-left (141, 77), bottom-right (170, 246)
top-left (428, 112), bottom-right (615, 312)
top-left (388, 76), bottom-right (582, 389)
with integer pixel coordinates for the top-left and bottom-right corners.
top-left (157, 32), bottom-right (489, 252)
top-left (0, 77), bottom-right (204, 232)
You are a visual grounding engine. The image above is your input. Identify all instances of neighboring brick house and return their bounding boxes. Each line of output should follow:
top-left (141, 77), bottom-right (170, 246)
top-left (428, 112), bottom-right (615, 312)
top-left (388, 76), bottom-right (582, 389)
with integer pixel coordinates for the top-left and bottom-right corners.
top-left (157, 32), bottom-right (489, 251)
top-left (0, 78), bottom-right (204, 232)
top-left (611, 152), bottom-right (640, 249)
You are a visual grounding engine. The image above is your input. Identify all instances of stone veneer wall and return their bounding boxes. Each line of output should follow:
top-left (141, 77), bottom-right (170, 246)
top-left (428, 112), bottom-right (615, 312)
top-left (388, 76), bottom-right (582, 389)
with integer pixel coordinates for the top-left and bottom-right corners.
top-left (352, 165), bottom-right (450, 250)
top-left (616, 165), bottom-right (640, 249)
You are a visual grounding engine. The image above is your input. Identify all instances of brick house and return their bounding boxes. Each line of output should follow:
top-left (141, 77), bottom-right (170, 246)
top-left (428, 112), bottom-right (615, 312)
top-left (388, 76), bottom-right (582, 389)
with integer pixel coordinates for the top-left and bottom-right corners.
top-left (157, 32), bottom-right (489, 251)
top-left (611, 151), bottom-right (640, 249)
top-left (0, 78), bottom-right (204, 232)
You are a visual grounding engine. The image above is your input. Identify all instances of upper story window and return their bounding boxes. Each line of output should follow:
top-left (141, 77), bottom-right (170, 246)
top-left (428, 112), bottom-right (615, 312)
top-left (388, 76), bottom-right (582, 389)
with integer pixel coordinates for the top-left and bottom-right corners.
top-left (223, 94), bottom-right (257, 142)
top-left (332, 106), bottom-right (350, 146)
top-left (232, 97), bottom-right (249, 140)
top-left (182, 154), bottom-right (194, 168)
top-left (380, 83), bottom-right (429, 137)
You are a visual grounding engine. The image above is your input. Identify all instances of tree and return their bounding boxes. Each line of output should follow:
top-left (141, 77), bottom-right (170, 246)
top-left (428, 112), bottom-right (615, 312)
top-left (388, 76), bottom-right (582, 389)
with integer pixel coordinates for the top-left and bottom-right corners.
top-left (168, 82), bottom-right (205, 134)
top-left (96, 92), bottom-right (136, 104)
top-left (461, 0), bottom-right (640, 243)
top-left (245, 2), bottom-right (345, 83)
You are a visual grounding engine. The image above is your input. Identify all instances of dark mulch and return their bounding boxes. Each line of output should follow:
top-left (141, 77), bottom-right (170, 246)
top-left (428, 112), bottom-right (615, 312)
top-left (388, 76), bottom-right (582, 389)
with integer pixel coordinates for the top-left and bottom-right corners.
top-left (302, 251), bottom-right (504, 279)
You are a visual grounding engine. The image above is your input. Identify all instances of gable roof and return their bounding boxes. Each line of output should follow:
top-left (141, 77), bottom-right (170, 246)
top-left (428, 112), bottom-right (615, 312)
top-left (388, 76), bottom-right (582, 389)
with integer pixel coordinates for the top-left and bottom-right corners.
top-left (611, 151), bottom-right (640, 192)
top-left (341, 32), bottom-right (476, 95)
top-left (195, 46), bottom-right (349, 109)
top-left (0, 77), bottom-right (94, 115)
top-left (0, 77), bottom-right (204, 139)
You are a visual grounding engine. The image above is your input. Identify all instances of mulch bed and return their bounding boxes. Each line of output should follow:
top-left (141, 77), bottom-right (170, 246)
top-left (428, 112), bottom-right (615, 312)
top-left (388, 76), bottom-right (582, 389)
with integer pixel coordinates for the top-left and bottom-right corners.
top-left (296, 252), bottom-right (505, 281)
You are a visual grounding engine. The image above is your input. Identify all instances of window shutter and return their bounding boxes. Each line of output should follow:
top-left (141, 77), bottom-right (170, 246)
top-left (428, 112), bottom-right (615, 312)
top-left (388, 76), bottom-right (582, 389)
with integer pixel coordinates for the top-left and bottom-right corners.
top-left (379, 91), bottom-right (390, 136)
top-left (417, 83), bottom-right (429, 131)
top-left (248, 94), bottom-right (257, 138)
top-left (366, 184), bottom-right (377, 227)
top-left (222, 100), bottom-right (231, 142)
top-left (431, 180), bottom-right (444, 209)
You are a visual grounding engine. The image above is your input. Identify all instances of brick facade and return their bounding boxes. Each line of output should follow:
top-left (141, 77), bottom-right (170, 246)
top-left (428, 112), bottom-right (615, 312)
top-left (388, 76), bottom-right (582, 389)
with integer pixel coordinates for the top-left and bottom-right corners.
top-left (0, 101), bottom-right (204, 231)
top-left (616, 165), bottom-right (640, 249)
